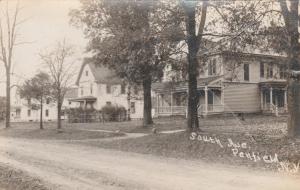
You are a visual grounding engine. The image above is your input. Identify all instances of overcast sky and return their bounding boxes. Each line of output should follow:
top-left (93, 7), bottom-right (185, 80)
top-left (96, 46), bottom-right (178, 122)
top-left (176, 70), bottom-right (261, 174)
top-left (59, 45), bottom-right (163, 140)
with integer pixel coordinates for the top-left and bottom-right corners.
top-left (0, 0), bottom-right (87, 96)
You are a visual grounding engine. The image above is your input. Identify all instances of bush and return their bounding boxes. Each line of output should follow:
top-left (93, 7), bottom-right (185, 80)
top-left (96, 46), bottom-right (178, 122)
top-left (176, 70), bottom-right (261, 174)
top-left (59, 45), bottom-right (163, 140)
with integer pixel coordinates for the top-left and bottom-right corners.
top-left (66, 107), bottom-right (98, 123)
top-left (101, 104), bottom-right (127, 122)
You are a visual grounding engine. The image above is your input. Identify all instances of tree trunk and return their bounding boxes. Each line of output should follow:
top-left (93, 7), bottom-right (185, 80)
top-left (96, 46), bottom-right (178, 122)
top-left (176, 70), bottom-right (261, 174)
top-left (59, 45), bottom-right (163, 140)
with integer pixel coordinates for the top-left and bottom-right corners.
top-left (40, 97), bottom-right (43, 130)
top-left (184, 4), bottom-right (199, 131)
top-left (57, 91), bottom-right (62, 129)
top-left (143, 75), bottom-right (153, 127)
top-left (5, 68), bottom-right (10, 128)
top-left (127, 85), bottom-right (131, 121)
top-left (282, 0), bottom-right (300, 137)
top-left (57, 101), bottom-right (62, 129)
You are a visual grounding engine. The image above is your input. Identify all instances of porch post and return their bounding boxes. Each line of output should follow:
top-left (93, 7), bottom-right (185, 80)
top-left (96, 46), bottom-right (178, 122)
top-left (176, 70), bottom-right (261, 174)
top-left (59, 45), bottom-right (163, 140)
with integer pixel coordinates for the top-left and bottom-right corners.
top-left (204, 86), bottom-right (208, 115)
top-left (221, 86), bottom-right (224, 105)
top-left (84, 100), bottom-right (87, 110)
top-left (156, 93), bottom-right (159, 115)
top-left (170, 91), bottom-right (173, 115)
top-left (260, 89), bottom-right (263, 110)
top-left (284, 89), bottom-right (287, 111)
top-left (270, 87), bottom-right (273, 106)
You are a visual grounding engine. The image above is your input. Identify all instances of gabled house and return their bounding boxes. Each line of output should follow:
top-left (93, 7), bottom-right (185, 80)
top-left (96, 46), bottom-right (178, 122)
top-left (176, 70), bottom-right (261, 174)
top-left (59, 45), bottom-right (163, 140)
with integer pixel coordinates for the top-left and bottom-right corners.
top-left (153, 50), bottom-right (288, 117)
top-left (70, 61), bottom-right (143, 119)
top-left (10, 86), bottom-right (78, 122)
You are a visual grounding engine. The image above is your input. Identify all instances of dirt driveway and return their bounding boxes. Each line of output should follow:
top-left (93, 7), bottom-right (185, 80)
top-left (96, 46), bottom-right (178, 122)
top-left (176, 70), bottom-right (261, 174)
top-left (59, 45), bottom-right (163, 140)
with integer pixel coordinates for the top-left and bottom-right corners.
top-left (0, 137), bottom-right (299, 190)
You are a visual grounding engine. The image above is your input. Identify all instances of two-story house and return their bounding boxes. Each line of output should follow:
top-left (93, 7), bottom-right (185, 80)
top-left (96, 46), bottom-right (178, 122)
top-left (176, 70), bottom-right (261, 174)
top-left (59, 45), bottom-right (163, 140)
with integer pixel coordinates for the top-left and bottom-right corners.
top-left (70, 61), bottom-right (143, 119)
top-left (152, 50), bottom-right (288, 117)
top-left (10, 86), bottom-right (78, 122)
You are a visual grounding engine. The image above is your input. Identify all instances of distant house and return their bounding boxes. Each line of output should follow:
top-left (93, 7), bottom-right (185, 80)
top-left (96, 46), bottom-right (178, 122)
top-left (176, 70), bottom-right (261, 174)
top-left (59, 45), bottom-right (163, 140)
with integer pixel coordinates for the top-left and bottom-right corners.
top-left (10, 86), bottom-right (78, 122)
top-left (0, 96), bottom-right (6, 120)
top-left (69, 61), bottom-right (143, 119)
top-left (153, 50), bottom-right (288, 117)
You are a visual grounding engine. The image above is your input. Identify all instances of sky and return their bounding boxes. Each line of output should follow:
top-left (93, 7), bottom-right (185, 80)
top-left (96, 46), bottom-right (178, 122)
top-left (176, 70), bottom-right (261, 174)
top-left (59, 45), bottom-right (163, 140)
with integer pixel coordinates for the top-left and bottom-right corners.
top-left (0, 0), bottom-right (87, 96)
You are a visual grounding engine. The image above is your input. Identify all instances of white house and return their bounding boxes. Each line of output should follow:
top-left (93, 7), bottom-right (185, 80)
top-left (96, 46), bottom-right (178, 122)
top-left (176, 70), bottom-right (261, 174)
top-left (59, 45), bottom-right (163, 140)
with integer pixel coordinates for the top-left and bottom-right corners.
top-left (10, 86), bottom-right (78, 122)
top-left (153, 50), bottom-right (288, 117)
top-left (70, 61), bottom-right (143, 119)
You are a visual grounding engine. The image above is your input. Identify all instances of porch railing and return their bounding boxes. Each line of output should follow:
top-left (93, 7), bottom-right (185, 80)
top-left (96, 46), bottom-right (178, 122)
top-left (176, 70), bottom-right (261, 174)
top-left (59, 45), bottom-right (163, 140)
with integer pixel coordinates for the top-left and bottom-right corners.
top-left (198, 104), bottom-right (224, 114)
top-left (156, 106), bottom-right (186, 115)
top-left (156, 104), bottom-right (224, 116)
top-left (262, 103), bottom-right (287, 114)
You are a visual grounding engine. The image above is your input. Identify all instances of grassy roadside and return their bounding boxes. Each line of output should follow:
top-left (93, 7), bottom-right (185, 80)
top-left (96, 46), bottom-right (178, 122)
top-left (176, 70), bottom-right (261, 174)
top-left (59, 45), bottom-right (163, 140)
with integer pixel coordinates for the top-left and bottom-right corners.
top-left (0, 164), bottom-right (49, 190)
top-left (76, 130), bottom-right (300, 174)
top-left (0, 127), bottom-right (124, 140)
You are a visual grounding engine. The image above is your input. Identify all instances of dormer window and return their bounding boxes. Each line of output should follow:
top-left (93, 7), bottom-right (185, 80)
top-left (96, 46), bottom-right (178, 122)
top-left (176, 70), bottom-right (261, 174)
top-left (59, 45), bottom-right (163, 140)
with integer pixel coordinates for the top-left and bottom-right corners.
top-left (86, 70), bottom-right (88, 76)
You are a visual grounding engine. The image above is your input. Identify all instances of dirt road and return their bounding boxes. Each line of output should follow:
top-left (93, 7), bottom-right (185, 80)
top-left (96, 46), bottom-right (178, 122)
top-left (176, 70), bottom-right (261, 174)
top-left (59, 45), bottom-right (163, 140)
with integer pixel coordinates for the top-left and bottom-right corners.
top-left (0, 137), bottom-right (299, 190)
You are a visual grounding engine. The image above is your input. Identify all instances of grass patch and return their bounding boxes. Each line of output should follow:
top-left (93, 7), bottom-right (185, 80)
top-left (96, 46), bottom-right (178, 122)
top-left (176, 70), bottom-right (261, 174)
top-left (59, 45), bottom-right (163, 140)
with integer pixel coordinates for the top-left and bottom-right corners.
top-left (80, 131), bottom-right (300, 173)
top-left (0, 128), bottom-right (124, 140)
top-left (0, 164), bottom-right (49, 190)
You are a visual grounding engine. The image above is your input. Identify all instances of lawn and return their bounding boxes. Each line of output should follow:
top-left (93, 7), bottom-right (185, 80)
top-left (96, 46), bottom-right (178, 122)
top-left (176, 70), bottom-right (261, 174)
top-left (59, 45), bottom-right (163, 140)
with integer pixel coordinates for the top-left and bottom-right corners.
top-left (0, 122), bottom-right (124, 140)
top-left (66, 114), bottom-right (287, 135)
top-left (71, 115), bottom-right (300, 174)
top-left (0, 163), bottom-right (49, 190)
top-left (78, 131), bottom-right (300, 174)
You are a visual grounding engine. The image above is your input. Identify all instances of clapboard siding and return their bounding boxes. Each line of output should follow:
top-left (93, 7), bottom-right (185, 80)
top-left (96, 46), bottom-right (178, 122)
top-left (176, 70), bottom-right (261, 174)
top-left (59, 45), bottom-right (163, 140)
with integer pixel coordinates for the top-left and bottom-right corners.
top-left (224, 83), bottom-right (260, 113)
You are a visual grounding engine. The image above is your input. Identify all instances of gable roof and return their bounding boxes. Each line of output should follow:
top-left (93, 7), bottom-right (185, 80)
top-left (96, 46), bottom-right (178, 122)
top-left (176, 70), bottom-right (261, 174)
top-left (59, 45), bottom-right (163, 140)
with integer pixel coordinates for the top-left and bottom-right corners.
top-left (75, 61), bottom-right (122, 85)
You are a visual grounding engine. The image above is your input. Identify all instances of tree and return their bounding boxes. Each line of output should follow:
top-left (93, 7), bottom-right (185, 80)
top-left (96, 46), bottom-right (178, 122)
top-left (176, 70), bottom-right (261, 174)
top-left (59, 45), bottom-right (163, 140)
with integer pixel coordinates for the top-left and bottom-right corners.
top-left (19, 72), bottom-right (52, 129)
top-left (178, 0), bottom-right (273, 130)
top-left (278, 0), bottom-right (300, 136)
top-left (0, 0), bottom-right (22, 128)
top-left (39, 40), bottom-right (76, 129)
top-left (180, 1), bottom-right (208, 130)
top-left (70, 0), bottom-right (182, 126)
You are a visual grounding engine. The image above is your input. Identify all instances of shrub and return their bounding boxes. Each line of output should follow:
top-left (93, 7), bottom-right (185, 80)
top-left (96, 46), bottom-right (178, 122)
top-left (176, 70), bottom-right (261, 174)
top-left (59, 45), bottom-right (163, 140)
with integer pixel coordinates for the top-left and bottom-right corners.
top-left (101, 104), bottom-right (127, 122)
top-left (66, 107), bottom-right (97, 123)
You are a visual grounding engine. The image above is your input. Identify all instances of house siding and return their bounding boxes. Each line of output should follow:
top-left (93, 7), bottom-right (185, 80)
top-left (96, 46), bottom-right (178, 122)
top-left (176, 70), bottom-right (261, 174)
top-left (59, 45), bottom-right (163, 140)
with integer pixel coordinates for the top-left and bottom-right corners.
top-left (223, 82), bottom-right (260, 113)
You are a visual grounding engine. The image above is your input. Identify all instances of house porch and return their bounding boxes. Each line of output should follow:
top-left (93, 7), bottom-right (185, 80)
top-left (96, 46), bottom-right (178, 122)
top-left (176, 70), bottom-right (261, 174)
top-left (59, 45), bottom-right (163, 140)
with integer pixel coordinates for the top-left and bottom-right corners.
top-left (153, 76), bottom-right (225, 117)
top-left (260, 81), bottom-right (287, 115)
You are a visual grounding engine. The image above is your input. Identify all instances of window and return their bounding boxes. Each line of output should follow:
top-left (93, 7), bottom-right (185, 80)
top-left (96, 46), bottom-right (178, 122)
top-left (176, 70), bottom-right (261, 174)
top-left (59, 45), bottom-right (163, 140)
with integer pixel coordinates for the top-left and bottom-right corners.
top-left (45, 109), bottom-right (49, 117)
top-left (106, 84), bottom-right (111, 94)
top-left (279, 65), bottom-right (286, 79)
top-left (130, 102), bottom-right (136, 114)
top-left (121, 84), bottom-right (126, 94)
top-left (134, 86), bottom-right (138, 95)
top-left (90, 83), bottom-right (93, 95)
top-left (46, 98), bottom-right (50, 104)
top-left (27, 110), bottom-right (31, 117)
top-left (106, 101), bottom-right (112, 106)
top-left (69, 101), bottom-right (72, 105)
top-left (208, 91), bottom-right (214, 105)
top-left (80, 87), bottom-right (83, 96)
top-left (27, 99), bottom-right (31, 105)
top-left (86, 70), bottom-right (88, 76)
top-left (244, 63), bottom-right (250, 81)
top-left (260, 62), bottom-right (264, 78)
top-left (208, 59), bottom-right (217, 76)
top-left (267, 64), bottom-right (273, 78)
